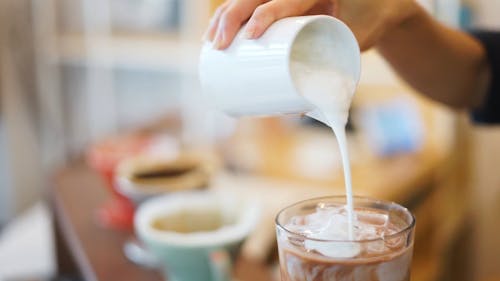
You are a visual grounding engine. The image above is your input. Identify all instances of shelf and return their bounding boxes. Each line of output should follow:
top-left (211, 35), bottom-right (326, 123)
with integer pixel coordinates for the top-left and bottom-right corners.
top-left (57, 33), bottom-right (201, 73)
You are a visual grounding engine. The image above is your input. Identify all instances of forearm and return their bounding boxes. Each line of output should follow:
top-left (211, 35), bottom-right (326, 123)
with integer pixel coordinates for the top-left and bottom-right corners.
top-left (377, 5), bottom-right (490, 109)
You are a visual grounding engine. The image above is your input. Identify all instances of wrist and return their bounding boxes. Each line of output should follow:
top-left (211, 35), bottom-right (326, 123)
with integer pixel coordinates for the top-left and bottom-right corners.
top-left (378, 1), bottom-right (425, 46)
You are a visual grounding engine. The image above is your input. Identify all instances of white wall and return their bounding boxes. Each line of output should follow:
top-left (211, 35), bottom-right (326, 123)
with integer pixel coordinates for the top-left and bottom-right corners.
top-left (471, 127), bottom-right (500, 280)
top-left (1, 50), bottom-right (43, 218)
top-left (0, 0), bottom-right (44, 220)
top-left (473, 0), bottom-right (500, 29)
top-left (0, 122), bottom-right (13, 224)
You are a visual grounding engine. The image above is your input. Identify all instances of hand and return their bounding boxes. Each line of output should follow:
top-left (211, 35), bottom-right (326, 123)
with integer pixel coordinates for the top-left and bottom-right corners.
top-left (204, 0), bottom-right (419, 51)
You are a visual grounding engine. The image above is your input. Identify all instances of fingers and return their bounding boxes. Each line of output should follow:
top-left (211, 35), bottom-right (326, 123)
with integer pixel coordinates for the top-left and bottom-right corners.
top-left (245, 0), bottom-right (318, 39)
top-left (206, 0), bottom-right (319, 50)
top-left (203, 2), bottom-right (230, 42)
top-left (213, 0), bottom-right (265, 49)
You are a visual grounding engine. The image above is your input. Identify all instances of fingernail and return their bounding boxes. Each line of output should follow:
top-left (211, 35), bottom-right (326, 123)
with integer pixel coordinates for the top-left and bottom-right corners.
top-left (213, 41), bottom-right (220, 49)
top-left (245, 25), bottom-right (257, 39)
top-left (213, 32), bottom-right (225, 49)
top-left (212, 31), bottom-right (220, 48)
top-left (202, 30), bottom-right (213, 42)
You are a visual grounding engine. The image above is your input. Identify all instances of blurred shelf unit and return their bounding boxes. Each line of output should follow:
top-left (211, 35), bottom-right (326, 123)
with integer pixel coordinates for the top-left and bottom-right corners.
top-left (51, 0), bottom-right (210, 73)
top-left (45, 0), bottom-right (211, 75)
top-left (30, 0), bottom-right (212, 159)
top-left (57, 33), bottom-right (201, 73)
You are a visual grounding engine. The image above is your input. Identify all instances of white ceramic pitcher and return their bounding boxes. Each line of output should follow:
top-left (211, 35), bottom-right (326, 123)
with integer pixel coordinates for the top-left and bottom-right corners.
top-left (199, 15), bottom-right (360, 123)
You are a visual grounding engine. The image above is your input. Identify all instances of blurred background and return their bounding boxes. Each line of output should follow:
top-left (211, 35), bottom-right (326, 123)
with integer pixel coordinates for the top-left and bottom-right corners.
top-left (0, 0), bottom-right (499, 280)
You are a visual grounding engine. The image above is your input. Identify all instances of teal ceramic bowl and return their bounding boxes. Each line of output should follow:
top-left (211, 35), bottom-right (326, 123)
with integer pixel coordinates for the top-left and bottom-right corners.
top-left (135, 191), bottom-right (260, 281)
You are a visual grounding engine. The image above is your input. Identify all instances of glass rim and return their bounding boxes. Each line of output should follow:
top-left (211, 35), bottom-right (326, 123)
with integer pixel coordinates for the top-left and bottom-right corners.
top-left (275, 195), bottom-right (416, 243)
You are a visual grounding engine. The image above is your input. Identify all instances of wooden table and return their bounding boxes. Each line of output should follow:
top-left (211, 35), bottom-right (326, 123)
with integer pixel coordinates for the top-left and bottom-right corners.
top-left (49, 135), bottom-right (454, 281)
top-left (50, 161), bottom-right (274, 281)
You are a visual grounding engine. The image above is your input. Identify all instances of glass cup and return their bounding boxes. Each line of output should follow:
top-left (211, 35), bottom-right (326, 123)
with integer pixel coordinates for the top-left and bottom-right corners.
top-left (276, 196), bottom-right (415, 281)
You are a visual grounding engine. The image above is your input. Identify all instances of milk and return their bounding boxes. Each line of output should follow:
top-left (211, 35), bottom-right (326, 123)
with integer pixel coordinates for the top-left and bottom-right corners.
top-left (290, 61), bottom-right (357, 240)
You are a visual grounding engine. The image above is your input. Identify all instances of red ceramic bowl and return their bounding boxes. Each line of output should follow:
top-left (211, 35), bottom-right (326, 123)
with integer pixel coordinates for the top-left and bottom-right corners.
top-left (87, 134), bottom-right (152, 230)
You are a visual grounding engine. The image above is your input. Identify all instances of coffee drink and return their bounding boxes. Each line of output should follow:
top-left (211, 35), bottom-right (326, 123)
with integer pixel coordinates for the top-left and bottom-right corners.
top-left (117, 154), bottom-right (209, 193)
top-left (276, 197), bottom-right (415, 281)
top-left (151, 208), bottom-right (225, 233)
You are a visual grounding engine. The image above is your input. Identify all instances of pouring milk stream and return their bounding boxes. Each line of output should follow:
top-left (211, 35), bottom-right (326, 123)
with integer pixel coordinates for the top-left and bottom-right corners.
top-left (290, 62), bottom-right (357, 240)
top-left (199, 16), bottom-right (361, 242)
